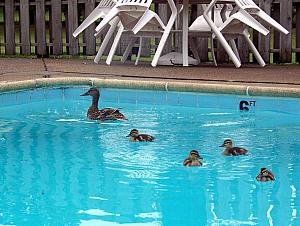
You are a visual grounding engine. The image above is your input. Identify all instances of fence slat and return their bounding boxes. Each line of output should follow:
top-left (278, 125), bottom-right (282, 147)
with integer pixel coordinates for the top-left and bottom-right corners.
top-left (258, 0), bottom-right (271, 63)
top-left (272, 3), bottom-right (280, 63)
top-left (36, 0), bottom-right (47, 56)
top-left (85, 0), bottom-right (96, 55)
top-left (192, 4), bottom-right (208, 62)
top-left (5, 0), bottom-right (15, 54)
top-left (296, 3), bottom-right (300, 62)
top-left (20, 0), bottom-right (30, 55)
top-left (0, 0), bottom-right (299, 64)
top-left (68, 0), bottom-right (79, 55)
top-left (280, 0), bottom-right (292, 62)
top-left (51, 0), bottom-right (62, 54)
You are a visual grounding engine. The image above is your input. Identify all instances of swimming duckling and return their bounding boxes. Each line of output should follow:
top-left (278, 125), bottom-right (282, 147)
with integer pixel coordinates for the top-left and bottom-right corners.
top-left (183, 150), bottom-right (203, 166)
top-left (126, 129), bottom-right (155, 142)
top-left (219, 139), bottom-right (248, 156)
top-left (256, 168), bottom-right (275, 182)
top-left (80, 88), bottom-right (127, 120)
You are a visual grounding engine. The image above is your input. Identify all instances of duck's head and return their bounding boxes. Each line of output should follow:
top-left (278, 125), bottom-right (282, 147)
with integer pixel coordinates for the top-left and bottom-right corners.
top-left (126, 129), bottom-right (139, 138)
top-left (188, 150), bottom-right (203, 160)
top-left (260, 167), bottom-right (269, 176)
top-left (80, 87), bottom-right (100, 97)
top-left (219, 139), bottom-right (233, 148)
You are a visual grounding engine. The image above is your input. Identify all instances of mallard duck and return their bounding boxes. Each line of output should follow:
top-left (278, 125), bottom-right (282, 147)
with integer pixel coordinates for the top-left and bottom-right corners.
top-left (219, 139), bottom-right (248, 156)
top-left (126, 129), bottom-right (155, 142)
top-left (256, 168), bottom-right (275, 182)
top-left (183, 150), bottom-right (203, 166)
top-left (80, 88), bottom-right (127, 120)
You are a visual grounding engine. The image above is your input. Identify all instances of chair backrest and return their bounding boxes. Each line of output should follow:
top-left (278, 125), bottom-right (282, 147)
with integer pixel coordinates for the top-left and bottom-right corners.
top-left (116, 0), bottom-right (153, 9)
top-left (235, 0), bottom-right (257, 7)
top-left (201, 4), bottom-right (232, 25)
top-left (234, 0), bottom-right (260, 12)
top-left (113, 0), bottom-right (155, 30)
top-left (98, 0), bottom-right (116, 8)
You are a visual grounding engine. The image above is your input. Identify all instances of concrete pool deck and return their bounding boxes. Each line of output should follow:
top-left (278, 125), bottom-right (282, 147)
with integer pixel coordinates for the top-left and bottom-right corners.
top-left (1, 57), bottom-right (300, 97)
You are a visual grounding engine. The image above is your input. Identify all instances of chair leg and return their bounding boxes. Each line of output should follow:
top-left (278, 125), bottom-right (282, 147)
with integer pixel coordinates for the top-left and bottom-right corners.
top-left (73, 7), bottom-right (105, 37)
top-left (106, 25), bottom-right (124, 65)
top-left (151, 16), bottom-right (177, 67)
top-left (121, 37), bottom-right (138, 63)
top-left (132, 10), bottom-right (156, 34)
top-left (204, 14), bottom-right (241, 68)
top-left (135, 37), bottom-right (143, 66)
top-left (243, 30), bottom-right (265, 67)
top-left (189, 37), bottom-right (200, 63)
top-left (94, 18), bottom-right (119, 64)
top-left (211, 37), bottom-right (217, 66)
top-left (229, 39), bottom-right (241, 62)
top-left (256, 10), bottom-right (288, 35)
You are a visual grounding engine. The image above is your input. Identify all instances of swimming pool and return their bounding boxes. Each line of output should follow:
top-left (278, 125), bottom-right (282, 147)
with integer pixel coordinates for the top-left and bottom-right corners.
top-left (0, 87), bottom-right (299, 225)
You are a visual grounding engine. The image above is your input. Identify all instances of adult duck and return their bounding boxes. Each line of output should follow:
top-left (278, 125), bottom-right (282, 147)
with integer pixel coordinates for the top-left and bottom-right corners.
top-left (126, 129), bottom-right (155, 142)
top-left (183, 150), bottom-right (203, 166)
top-left (80, 88), bottom-right (127, 120)
top-left (256, 168), bottom-right (275, 182)
top-left (219, 139), bottom-right (248, 156)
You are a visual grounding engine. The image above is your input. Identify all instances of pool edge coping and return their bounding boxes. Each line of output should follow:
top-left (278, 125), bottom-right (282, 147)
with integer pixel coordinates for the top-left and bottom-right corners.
top-left (1, 77), bottom-right (300, 98)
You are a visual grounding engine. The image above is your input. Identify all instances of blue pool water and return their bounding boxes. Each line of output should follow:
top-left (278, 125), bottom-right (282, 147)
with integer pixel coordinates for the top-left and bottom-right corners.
top-left (0, 87), bottom-right (300, 226)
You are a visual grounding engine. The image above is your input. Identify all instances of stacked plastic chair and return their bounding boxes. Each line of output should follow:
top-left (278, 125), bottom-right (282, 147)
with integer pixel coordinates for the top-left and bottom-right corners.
top-left (94, 0), bottom-right (178, 67)
top-left (73, 0), bottom-right (121, 64)
top-left (189, 4), bottom-right (269, 67)
top-left (234, 0), bottom-right (288, 35)
top-left (189, 0), bottom-right (288, 68)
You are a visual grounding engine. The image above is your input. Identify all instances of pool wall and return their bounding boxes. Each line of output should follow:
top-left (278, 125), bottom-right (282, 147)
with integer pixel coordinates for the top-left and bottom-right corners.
top-left (1, 86), bottom-right (300, 115)
top-left (1, 77), bottom-right (300, 98)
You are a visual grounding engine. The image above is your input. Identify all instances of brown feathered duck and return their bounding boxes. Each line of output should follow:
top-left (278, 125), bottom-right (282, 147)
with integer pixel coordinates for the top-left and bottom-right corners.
top-left (183, 150), bottom-right (203, 166)
top-left (126, 129), bottom-right (155, 142)
top-left (80, 88), bottom-right (127, 121)
top-left (256, 168), bottom-right (275, 182)
top-left (219, 139), bottom-right (248, 156)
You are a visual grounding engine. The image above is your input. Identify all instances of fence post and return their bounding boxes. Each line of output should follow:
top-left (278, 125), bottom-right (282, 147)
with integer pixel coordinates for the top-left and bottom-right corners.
top-left (272, 3), bottom-right (280, 63)
top-left (5, 0), bottom-right (15, 55)
top-left (36, 0), bottom-right (47, 56)
top-left (20, 0), bottom-right (30, 55)
top-left (51, 0), bottom-right (62, 55)
top-left (258, 0), bottom-right (271, 63)
top-left (296, 3), bottom-right (300, 63)
top-left (85, 0), bottom-right (96, 55)
top-left (193, 4), bottom-right (208, 62)
top-left (68, 0), bottom-right (79, 55)
top-left (280, 0), bottom-right (292, 63)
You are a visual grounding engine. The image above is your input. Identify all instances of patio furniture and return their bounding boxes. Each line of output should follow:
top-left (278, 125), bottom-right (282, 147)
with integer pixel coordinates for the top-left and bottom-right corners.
top-left (196, 0), bottom-right (271, 67)
top-left (94, 0), bottom-right (178, 67)
top-left (234, 0), bottom-right (289, 35)
top-left (189, 3), bottom-right (269, 67)
top-left (181, 0), bottom-right (289, 67)
top-left (72, 0), bottom-right (121, 64)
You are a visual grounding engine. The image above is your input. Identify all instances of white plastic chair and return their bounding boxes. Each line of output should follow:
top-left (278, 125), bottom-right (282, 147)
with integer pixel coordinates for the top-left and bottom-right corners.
top-left (72, 0), bottom-right (120, 64)
top-left (94, 0), bottom-right (178, 67)
top-left (73, 0), bottom-right (115, 37)
top-left (193, 1), bottom-right (269, 67)
top-left (234, 0), bottom-right (289, 35)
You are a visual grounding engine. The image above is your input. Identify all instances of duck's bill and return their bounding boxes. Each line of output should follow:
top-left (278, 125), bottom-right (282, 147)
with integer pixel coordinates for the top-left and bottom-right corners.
top-left (219, 144), bottom-right (225, 147)
top-left (126, 134), bottom-right (130, 137)
top-left (80, 91), bottom-right (88, 96)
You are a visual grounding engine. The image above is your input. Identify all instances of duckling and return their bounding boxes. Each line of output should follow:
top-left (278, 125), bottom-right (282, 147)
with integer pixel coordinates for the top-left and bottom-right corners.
top-left (219, 139), bottom-right (248, 156)
top-left (256, 168), bottom-right (275, 182)
top-left (183, 150), bottom-right (203, 166)
top-left (80, 88), bottom-right (127, 120)
top-left (126, 129), bottom-right (155, 142)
